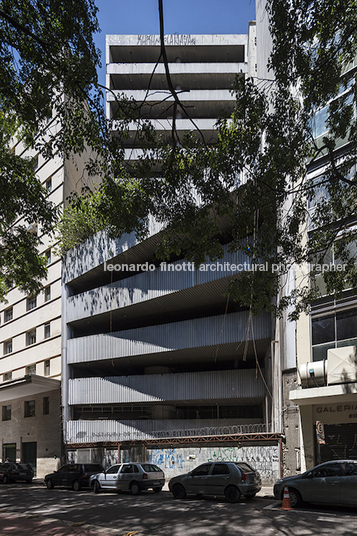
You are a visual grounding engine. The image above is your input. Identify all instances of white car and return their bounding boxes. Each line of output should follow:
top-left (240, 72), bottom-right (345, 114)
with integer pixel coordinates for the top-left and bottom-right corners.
top-left (91, 462), bottom-right (165, 495)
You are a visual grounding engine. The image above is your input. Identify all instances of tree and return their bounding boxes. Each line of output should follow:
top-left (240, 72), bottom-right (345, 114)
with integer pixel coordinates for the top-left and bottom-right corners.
top-left (55, 186), bottom-right (107, 258)
top-left (78, 0), bottom-right (357, 319)
top-left (0, 0), bottom-right (105, 300)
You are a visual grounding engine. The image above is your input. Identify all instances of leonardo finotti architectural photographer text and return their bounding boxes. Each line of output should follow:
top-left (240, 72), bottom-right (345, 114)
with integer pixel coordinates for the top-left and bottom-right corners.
top-left (103, 261), bottom-right (348, 273)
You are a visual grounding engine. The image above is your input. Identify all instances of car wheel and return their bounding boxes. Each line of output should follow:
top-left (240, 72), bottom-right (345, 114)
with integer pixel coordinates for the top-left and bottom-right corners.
top-left (130, 482), bottom-right (141, 495)
top-left (46, 479), bottom-right (54, 489)
top-left (153, 486), bottom-right (163, 493)
top-left (26, 479), bottom-right (33, 484)
top-left (172, 483), bottom-right (186, 500)
top-left (245, 492), bottom-right (256, 499)
top-left (72, 480), bottom-right (81, 492)
top-left (287, 488), bottom-right (302, 508)
top-left (93, 480), bottom-right (100, 494)
top-left (224, 485), bottom-right (241, 503)
top-left (3, 475), bottom-right (9, 485)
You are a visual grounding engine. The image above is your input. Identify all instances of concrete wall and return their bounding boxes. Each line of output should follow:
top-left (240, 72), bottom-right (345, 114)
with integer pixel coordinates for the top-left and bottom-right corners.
top-left (282, 369), bottom-right (300, 477)
top-left (67, 443), bottom-right (280, 485)
top-left (147, 445), bottom-right (280, 485)
top-left (256, 0), bottom-right (273, 82)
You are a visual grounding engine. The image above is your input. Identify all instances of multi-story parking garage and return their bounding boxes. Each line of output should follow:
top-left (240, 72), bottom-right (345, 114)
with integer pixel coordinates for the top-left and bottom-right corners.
top-left (61, 30), bottom-right (286, 484)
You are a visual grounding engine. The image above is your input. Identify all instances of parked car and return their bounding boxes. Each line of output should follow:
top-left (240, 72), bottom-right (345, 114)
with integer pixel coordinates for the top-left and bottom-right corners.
top-left (168, 461), bottom-right (261, 503)
top-left (0, 462), bottom-right (34, 484)
top-left (273, 459), bottom-right (357, 508)
top-left (45, 463), bottom-right (104, 491)
top-left (90, 462), bottom-right (165, 495)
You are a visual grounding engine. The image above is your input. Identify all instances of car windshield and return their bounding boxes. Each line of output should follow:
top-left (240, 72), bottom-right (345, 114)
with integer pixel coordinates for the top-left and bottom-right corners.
top-left (191, 464), bottom-right (212, 476)
top-left (84, 464), bottom-right (104, 472)
top-left (58, 465), bottom-right (68, 472)
top-left (18, 464), bottom-right (31, 471)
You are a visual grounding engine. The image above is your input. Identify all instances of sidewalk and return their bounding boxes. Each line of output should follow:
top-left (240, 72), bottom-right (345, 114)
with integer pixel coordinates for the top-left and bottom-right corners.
top-left (258, 485), bottom-right (275, 498)
top-left (161, 482), bottom-right (275, 498)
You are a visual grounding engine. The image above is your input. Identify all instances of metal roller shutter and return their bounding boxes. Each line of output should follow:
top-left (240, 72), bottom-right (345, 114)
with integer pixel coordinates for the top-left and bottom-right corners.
top-left (316, 423), bottom-right (357, 464)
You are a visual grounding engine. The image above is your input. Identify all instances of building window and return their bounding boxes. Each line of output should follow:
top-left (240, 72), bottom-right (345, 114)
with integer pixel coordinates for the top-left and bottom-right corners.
top-left (4, 307), bottom-right (13, 322)
top-left (3, 371), bottom-right (12, 382)
top-left (44, 359), bottom-right (50, 376)
top-left (27, 329), bottom-right (36, 346)
top-left (311, 308), bottom-right (357, 361)
top-left (4, 339), bottom-right (12, 355)
top-left (27, 295), bottom-right (37, 311)
top-left (2, 405), bottom-right (11, 421)
top-left (44, 285), bottom-right (51, 302)
top-left (45, 249), bottom-right (51, 265)
top-left (24, 400), bottom-right (35, 418)
top-left (44, 323), bottom-right (51, 339)
top-left (45, 177), bottom-right (52, 192)
top-left (43, 397), bottom-right (49, 415)
top-left (26, 364), bottom-right (36, 375)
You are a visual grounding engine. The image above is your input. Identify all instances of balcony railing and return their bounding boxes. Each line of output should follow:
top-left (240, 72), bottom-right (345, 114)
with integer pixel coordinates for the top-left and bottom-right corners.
top-left (68, 369), bottom-right (266, 405)
top-left (65, 419), bottom-right (267, 444)
top-left (67, 310), bottom-right (271, 365)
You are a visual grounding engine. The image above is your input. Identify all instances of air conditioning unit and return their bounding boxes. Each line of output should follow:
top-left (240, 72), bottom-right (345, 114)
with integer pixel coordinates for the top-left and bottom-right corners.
top-left (300, 360), bottom-right (327, 387)
top-left (327, 346), bottom-right (357, 385)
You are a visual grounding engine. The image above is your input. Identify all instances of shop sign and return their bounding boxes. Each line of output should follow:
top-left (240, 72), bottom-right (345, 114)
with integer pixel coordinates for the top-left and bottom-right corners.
top-left (314, 404), bottom-right (357, 421)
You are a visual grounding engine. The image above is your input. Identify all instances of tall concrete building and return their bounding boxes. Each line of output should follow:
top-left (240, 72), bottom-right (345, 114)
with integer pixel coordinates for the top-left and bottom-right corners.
top-left (0, 113), bottom-right (97, 478)
top-left (61, 30), bottom-right (284, 484)
top-left (251, 0), bottom-right (301, 478)
top-left (106, 33), bottom-right (256, 149)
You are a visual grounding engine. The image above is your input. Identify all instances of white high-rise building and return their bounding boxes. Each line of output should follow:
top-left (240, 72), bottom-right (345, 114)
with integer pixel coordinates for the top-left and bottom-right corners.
top-left (106, 33), bottom-right (253, 151)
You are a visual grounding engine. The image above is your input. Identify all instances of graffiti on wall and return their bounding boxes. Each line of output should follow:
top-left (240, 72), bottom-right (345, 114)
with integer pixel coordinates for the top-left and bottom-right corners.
top-left (207, 445), bottom-right (279, 482)
top-left (207, 446), bottom-right (243, 463)
top-left (137, 34), bottom-right (196, 46)
top-left (147, 445), bottom-right (280, 484)
top-left (148, 448), bottom-right (185, 470)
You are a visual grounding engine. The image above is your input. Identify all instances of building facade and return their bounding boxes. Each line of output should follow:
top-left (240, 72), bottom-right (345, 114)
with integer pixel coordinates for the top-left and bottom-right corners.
top-left (291, 57), bottom-right (357, 471)
top-left (0, 113), bottom-right (97, 478)
top-left (61, 31), bottom-right (286, 485)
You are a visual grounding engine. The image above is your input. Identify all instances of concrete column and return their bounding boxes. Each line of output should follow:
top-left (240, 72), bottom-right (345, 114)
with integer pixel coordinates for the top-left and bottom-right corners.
top-left (61, 283), bottom-right (71, 445)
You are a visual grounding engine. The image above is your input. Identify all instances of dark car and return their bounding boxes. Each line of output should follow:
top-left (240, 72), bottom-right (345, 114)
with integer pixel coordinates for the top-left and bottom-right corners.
top-left (45, 463), bottom-right (104, 491)
top-left (0, 462), bottom-right (34, 484)
top-left (168, 461), bottom-right (261, 503)
top-left (274, 459), bottom-right (357, 507)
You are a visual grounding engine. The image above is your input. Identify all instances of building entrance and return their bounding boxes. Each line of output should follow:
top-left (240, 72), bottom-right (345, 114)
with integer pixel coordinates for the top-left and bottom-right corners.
top-left (316, 423), bottom-right (357, 464)
top-left (3, 443), bottom-right (16, 462)
top-left (22, 442), bottom-right (37, 476)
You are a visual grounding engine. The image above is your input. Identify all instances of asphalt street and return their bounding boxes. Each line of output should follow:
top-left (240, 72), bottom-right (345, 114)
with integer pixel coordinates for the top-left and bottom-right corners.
top-left (0, 482), bottom-right (356, 536)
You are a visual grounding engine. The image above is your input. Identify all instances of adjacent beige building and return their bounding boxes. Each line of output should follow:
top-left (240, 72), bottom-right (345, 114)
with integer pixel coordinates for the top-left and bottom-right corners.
top-left (0, 112), bottom-right (98, 478)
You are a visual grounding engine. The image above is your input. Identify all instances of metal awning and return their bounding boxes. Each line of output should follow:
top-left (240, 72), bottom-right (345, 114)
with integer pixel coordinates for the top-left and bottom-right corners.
top-left (0, 374), bottom-right (60, 402)
top-left (290, 382), bottom-right (357, 406)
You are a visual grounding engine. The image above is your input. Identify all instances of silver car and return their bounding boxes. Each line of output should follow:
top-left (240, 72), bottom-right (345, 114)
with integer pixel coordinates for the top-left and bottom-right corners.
top-left (274, 460), bottom-right (357, 508)
top-left (91, 462), bottom-right (165, 495)
top-left (168, 461), bottom-right (261, 503)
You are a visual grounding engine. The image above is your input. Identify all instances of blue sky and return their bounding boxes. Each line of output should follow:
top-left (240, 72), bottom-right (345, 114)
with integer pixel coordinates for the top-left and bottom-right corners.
top-left (94, 0), bottom-right (256, 86)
